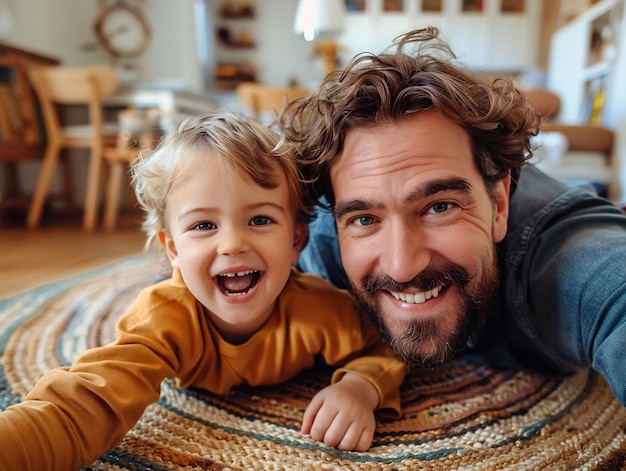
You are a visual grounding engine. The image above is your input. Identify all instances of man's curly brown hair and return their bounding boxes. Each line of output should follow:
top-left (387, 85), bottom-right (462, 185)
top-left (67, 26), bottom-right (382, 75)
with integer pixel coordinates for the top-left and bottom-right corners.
top-left (279, 27), bottom-right (540, 207)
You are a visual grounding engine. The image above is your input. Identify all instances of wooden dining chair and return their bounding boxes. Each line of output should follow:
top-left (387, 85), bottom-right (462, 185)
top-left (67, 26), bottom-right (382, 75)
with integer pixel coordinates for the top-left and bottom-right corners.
top-left (27, 65), bottom-right (121, 231)
top-left (101, 127), bottom-right (157, 231)
top-left (0, 42), bottom-right (63, 223)
top-left (236, 82), bottom-right (309, 123)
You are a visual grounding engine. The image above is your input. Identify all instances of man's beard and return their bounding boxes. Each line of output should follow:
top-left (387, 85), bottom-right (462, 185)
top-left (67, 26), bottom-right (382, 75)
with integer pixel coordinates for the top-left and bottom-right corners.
top-left (352, 258), bottom-right (499, 369)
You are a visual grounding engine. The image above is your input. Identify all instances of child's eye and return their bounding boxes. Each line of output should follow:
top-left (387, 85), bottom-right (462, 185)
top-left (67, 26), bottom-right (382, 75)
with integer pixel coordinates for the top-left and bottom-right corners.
top-left (250, 216), bottom-right (273, 226)
top-left (191, 221), bottom-right (216, 231)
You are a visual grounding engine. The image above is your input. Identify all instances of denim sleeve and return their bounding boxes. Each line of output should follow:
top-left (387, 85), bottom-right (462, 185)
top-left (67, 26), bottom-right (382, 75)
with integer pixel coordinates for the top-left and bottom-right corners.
top-left (501, 168), bottom-right (626, 405)
top-left (297, 206), bottom-right (351, 291)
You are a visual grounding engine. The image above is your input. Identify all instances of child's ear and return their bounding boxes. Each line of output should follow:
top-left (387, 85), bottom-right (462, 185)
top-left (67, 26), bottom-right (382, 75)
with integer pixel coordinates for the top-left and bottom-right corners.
top-left (291, 222), bottom-right (308, 263)
top-left (158, 231), bottom-right (180, 268)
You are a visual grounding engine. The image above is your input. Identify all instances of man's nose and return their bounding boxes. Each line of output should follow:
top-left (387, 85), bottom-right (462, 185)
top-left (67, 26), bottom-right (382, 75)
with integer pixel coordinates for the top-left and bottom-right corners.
top-left (217, 226), bottom-right (250, 256)
top-left (379, 220), bottom-right (431, 283)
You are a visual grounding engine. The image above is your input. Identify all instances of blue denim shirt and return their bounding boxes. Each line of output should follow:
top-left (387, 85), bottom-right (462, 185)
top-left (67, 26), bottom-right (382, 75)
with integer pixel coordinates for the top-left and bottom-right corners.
top-left (297, 165), bottom-right (626, 405)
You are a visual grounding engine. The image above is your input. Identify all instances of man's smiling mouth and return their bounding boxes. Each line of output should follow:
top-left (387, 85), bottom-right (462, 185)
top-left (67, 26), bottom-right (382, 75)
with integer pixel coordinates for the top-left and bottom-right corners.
top-left (389, 284), bottom-right (444, 304)
top-left (216, 270), bottom-right (261, 296)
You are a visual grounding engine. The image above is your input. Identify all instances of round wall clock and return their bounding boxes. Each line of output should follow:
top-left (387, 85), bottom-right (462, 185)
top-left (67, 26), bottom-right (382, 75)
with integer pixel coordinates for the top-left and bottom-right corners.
top-left (94, 1), bottom-right (152, 58)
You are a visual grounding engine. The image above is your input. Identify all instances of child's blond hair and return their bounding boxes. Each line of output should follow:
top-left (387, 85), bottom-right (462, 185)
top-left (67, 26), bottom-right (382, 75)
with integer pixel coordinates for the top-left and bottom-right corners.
top-left (131, 112), bottom-right (312, 252)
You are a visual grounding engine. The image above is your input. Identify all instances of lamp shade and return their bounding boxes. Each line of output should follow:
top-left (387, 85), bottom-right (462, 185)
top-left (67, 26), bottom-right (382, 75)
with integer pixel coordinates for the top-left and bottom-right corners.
top-left (294, 0), bottom-right (346, 41)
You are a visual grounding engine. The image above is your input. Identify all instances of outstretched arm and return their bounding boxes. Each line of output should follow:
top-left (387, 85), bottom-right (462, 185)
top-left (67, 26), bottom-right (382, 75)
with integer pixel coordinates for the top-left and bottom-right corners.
top-left (301, 372), bottom-right (379, 451)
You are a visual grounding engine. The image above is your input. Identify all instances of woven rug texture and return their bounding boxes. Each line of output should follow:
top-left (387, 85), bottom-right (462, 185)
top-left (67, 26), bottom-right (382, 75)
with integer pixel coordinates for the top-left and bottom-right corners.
top-left (1, 256), bottom-right (626, 470)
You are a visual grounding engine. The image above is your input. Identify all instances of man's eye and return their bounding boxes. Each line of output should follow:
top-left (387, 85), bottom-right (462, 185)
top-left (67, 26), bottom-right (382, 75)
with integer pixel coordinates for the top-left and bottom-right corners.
top-left (192, 221), bottom-right (215, 231)
top-left (430, 202), bottom-right (451, 214)
top-left (350, 216), bottom-right (375, 226)
top-left (250, 216), bottom-right (272, 226)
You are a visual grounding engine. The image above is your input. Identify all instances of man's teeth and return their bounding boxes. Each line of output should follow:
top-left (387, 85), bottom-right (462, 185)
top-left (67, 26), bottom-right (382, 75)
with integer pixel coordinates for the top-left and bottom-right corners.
top-left (390, 285), bottom-right (443, 304)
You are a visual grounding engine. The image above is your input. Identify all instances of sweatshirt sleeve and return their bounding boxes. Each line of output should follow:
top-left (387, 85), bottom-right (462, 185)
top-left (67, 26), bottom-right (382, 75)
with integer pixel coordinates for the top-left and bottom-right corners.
top-left (0, 281), bottom-right (206, 471)
top-left (330, 319), bottom-right (405, 418)
top-left (289, 271), bottom-right (405, 417)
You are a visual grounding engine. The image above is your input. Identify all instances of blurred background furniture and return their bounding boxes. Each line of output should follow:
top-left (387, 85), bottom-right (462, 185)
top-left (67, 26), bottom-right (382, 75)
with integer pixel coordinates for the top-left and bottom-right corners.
top-left (545, 0), bottom-right (625, 201)
top-left (27, 65), bottom-right (122, 231)
top-left (101, 84), bottom-right (219, 135)
top-left (0, 42), bottom-right (60, 223)
top-left (102, 111), bottom-right (158, 232)
top-left (525, 87), bottom-right (614, 197)
top-left (236, 82), bottom-right (309, 123)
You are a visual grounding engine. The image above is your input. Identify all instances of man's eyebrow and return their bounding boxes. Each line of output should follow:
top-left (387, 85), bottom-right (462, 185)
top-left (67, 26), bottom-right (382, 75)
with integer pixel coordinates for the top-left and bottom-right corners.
top-left (405, 177), bottom-right (472, 203)
top-left (333, 177), bottom-right (472, 220)
top-left (334, 199), bottom-right (381, 221)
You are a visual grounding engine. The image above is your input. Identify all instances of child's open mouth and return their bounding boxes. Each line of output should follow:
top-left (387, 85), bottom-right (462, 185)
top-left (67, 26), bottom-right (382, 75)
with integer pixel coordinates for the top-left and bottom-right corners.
top-left (216, 270), bottom-right (261, 296)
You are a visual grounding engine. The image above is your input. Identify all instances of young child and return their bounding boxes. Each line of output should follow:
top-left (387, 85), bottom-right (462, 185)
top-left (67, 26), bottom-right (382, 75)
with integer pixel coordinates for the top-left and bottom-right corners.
top-left (0, 112), bottom-right (405, 471)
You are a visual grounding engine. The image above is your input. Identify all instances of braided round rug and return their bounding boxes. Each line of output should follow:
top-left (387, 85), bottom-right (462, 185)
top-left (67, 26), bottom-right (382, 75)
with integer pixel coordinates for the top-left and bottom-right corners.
top-left (1, 256), bottom-right (626, 470)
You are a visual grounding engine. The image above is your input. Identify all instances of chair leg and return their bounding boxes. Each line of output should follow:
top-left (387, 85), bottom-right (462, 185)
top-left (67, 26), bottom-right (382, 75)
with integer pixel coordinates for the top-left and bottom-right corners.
top-left (27, 143), bottom-right (61, 229)
top-left (103, 161), bottom-right (125, 231)
top-left (83, 144), bottom-right (103, 232)
top-left (59, 151), bottom-right (75, 214)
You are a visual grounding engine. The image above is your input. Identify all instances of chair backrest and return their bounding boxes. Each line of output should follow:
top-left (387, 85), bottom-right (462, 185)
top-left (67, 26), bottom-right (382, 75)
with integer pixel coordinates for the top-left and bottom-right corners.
top-left (236, 82), bottom-right (309, 122)
top-left (0, 42), bottom-right (60, 150)
top-left (30, 65), bottom-right (119, 140)
top-left (524, 88), bottom-right (562, 121)
top-left (31, 65), bottom-right (118, 104)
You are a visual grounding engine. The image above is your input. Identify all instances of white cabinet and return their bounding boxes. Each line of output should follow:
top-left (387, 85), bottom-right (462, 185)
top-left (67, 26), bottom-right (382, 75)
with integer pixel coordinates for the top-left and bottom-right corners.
top-left (547, 0), bottom-right (624, 125)
top-left (547, 0), bottom-right (626, 200)
top-left (338, 0), bottom-right (541, 74)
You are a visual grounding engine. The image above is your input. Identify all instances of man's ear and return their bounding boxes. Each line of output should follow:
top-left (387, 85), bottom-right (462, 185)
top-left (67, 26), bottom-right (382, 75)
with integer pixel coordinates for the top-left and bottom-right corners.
top-left (158, 230), bottom-right (180, 268)
top-left (291, 222), bottom-right (309, 263)
top-left (493, 174), bottom-right (511, 243)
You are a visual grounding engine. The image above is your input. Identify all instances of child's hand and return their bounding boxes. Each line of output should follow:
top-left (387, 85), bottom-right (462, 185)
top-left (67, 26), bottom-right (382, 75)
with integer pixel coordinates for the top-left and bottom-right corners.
top-left (301, 373), bottom-right (379, 451)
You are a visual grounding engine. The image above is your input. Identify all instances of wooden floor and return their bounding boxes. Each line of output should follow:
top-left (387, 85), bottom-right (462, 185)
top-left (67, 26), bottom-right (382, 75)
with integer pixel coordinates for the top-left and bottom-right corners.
top-left (0, 211), bottom-right (147, 299)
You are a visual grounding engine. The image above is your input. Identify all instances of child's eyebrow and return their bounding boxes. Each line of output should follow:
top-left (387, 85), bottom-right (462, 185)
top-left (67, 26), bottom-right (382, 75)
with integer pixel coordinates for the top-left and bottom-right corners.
top-left (244, 202), bottom-right (289, 214)
top-left (177, 207), bottom-right (217, 223)
top-left (177, 202), bottom-right (288, 222)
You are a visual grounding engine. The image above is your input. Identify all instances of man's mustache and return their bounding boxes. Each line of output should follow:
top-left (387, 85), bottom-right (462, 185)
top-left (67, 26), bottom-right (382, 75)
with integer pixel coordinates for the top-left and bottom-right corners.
top-left (362, 265), bottom-right (472, 294)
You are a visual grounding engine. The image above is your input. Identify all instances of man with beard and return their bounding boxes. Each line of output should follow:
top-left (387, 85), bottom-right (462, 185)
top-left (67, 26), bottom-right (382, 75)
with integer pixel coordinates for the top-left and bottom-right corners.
top-left (279, 27), bottom-right (626, 405)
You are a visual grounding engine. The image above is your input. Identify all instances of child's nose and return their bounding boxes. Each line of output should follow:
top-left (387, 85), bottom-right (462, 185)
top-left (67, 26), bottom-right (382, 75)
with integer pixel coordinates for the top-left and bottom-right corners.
top-left (217, 226), bottom-right (251, 256)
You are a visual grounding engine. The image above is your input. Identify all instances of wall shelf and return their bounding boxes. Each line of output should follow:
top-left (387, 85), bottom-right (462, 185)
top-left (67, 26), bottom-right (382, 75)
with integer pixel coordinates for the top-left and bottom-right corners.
top-left (214, 1), bottom-right (257, 89)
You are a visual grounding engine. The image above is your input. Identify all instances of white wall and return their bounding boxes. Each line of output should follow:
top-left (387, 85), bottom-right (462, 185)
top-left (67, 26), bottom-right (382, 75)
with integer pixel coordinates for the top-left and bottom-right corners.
top-left (1, 0), bottom-right (204, 90)
top-left (140, 0), bottom-right (202, 90)
top-left (1, 0), bottom-right (108, 65)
